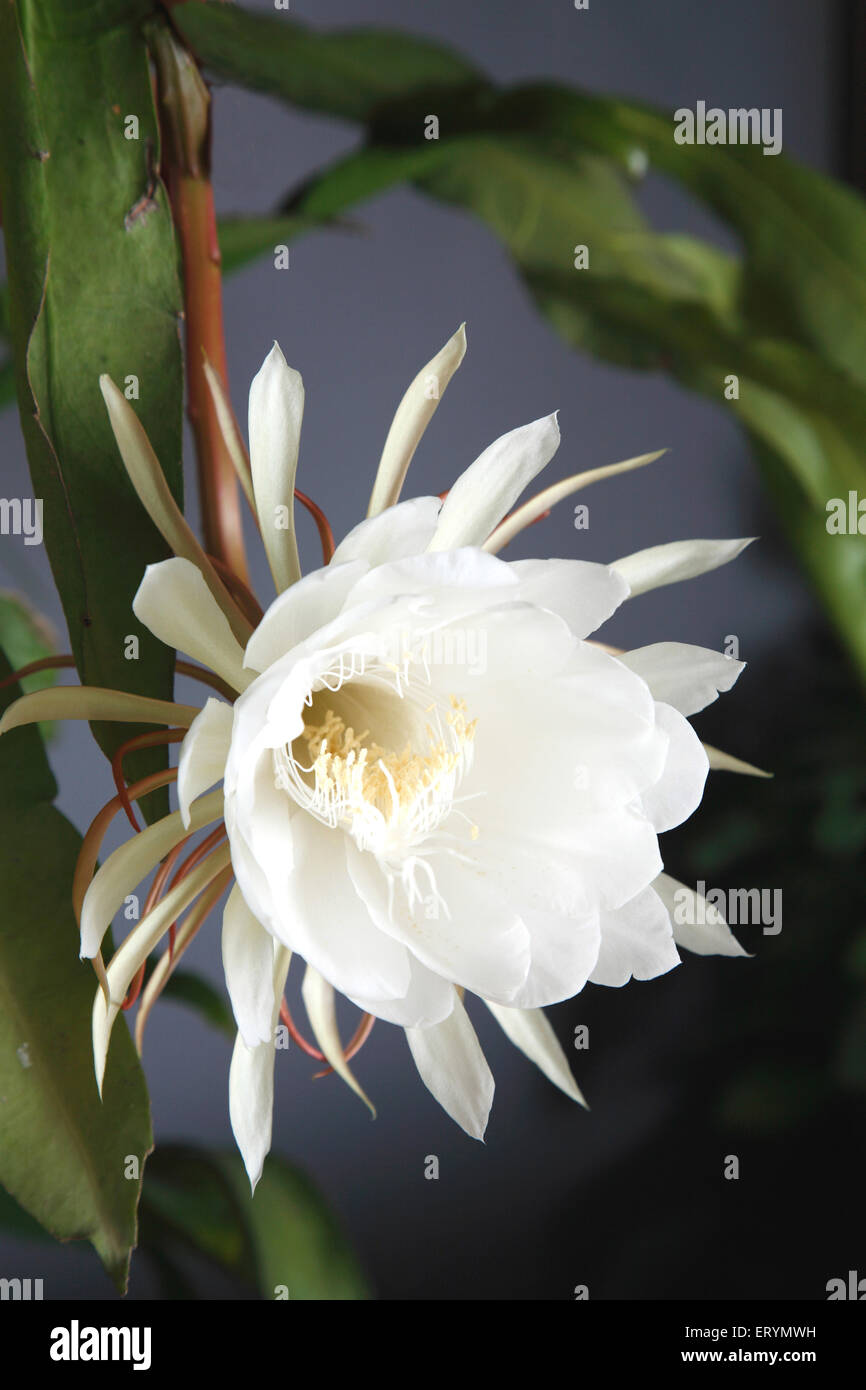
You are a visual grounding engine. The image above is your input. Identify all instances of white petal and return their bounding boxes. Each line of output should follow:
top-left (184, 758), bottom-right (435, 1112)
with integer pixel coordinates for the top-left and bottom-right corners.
top-left (568, 809), bottom-right (664, 912)
top-left (93, 842), bottom-right (233, 1092)
top-left (248, 342), bottom-right (303, 593)
top-left (331, 496), bottom-right (443, 567)
top-left (301, 963), bottom-right (375, 1114)
top-left (229, 942), bottom-right (292, 1191)
top-left (133, 557), bottom-right (251, 692)
top-left (611, 537), bottom-right (754, 596)
top-left (620, 642), bottom-right (744, 716)
top-left (427, 413), bottom-right (560, 551)
top-left (202, 358), bottom-right (256, 513)
top-left (484, 450), bottom-right (665, 553)
top-left (704, 742), bottom-right (772, 778)
top-left (80, 787), bottom-right (225, 958)
top-left (367, 324), bottom-right (467, 516)
top-left (222, 885), bottom-right (278, 1048)
top-left (510, 558), bottom-right (629, 639)
top-left (484, 1002), bottom-right (587, 1106)
top-left (177, 698), bottom-right (234, 829)
top-left (243, 559), bottom-right (368, 674)
top-left (229, 1033), bottom-right (275, 1194)
top-left (100, 374), bottom-right (252, 645)
top-left (405, 991), bottom-right (494, 1139)
top-left (653, 873), bottom-right (749, 958)
top-left (239, 813), bottom-right (415, 1016)
top-left (446, 618), bottom-right (665, 836)
top-left (638, 703), bottom-right (709, 834)
top-left (348, 844), bottom-right (532, 1006)
top-left (509, 908), bottom-right (602, 1010)
top-left (341, 543), bottom-right (517, 612)
top-left (590, 885), bottom-right (680, 987)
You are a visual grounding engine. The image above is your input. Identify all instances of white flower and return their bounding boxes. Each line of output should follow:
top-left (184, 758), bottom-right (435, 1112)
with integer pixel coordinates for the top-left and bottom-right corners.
top-left (0, 327), bottom-right (761, 1190)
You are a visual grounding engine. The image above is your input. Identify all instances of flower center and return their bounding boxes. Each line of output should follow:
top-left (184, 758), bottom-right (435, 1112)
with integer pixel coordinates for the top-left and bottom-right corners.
top-left (274, 650), bottom-right (478, 859)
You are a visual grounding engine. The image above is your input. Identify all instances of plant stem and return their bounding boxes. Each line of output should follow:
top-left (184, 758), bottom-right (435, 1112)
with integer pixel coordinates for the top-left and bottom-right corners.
top-left (150, 22), bottom-right (250, 586)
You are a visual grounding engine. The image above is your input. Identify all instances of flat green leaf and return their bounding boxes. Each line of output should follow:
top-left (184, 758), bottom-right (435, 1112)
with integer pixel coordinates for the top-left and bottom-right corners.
top-left (0, 1181), bottom-right (55, 1243)
top-left (0, 0), bottom-right (185, 819)
top-left (0, 644), bottom-right (153, 1290)
top-left (172, 2), bottom-right (482, 123)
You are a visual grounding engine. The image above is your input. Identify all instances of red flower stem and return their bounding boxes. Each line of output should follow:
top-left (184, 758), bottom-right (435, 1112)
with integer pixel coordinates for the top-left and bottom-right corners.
top-left (150, 24), bottom-right (249, 588)
top-left (294, 488), bottom-right (335, 564)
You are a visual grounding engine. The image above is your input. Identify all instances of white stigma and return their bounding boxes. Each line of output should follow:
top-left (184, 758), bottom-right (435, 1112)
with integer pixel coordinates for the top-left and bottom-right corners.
top-left (274, 646), bottom-right (477, 861)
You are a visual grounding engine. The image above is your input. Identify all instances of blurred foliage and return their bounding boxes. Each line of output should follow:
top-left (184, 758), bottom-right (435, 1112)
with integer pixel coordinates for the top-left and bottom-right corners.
top-left (543, 625), bottom-right (866, 1298)
top-left (171, 1), bottom-right (866, 689)
top-left (0, 642), bottom-right (152, 1292)
top-left (1, 0), bottom-right (864, 1300)
top-left (140, 1145), bottom-right (370, 1300)
top-left (0, 592), bottom-right (58, 738)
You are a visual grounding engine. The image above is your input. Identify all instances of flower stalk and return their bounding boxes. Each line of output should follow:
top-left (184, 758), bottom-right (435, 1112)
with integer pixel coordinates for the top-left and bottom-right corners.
top-left (149, 23), bottom-right (250, 587)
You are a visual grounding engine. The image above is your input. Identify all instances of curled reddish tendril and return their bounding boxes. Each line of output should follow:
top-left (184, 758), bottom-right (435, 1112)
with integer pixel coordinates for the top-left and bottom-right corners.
top-left (279, 996), bottom-right (326, 1060)
top-left (122, 966), bottom-right (148, 1011)
top-left (277, 996), bottom-right (376, 1075)
top-left (313, 1011), bottom-right (376, 1078)
top-left (121, 824), bottom-right (227, 1010)
top-left (111, 729), bottom-right (186, 833)
top-left (0, 654), bottom-right (76, 690)
top-left (163, 824), bottom-right (228, 963)
top-left (206, 554), bottom-right (265, 626)
top-left (294, 488), bottom-right (335, 564)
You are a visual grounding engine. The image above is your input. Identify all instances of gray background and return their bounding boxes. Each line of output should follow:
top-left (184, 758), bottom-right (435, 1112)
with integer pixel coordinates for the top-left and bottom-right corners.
top-left (0, 0), bottom-right (846, 1298)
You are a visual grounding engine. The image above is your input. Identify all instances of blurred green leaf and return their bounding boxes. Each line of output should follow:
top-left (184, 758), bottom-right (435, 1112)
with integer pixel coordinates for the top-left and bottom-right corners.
top-left (0, 0), bottom-right (184, 820)
top-left (0, 591), bottom-right (58, 738)
top-left (176, 7), bottom-right (866, 681)
top-left (218, 215), bottom-right (309, 276)
top-left (0, 643), bottom-right (153, 1291)
top-left (159, 967), bottom-right (236, 1040)
top-left (717, 1065), bottom-right (824, 1134)
top-left (216, 1151), bottom-right (370, 1300)
top-left (142, 1144), bottom-right (369, 1300)
top-left (142, 1145), bottom-right (256, 1280)
top-left (0, 360), bottom-right (14, 410)
top-left (172, 2), bottom-right (482, 123)
top-left (0, 1182), bottom-right (54, 1243)
top-left (810, 770), bottom-right (866, 856)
